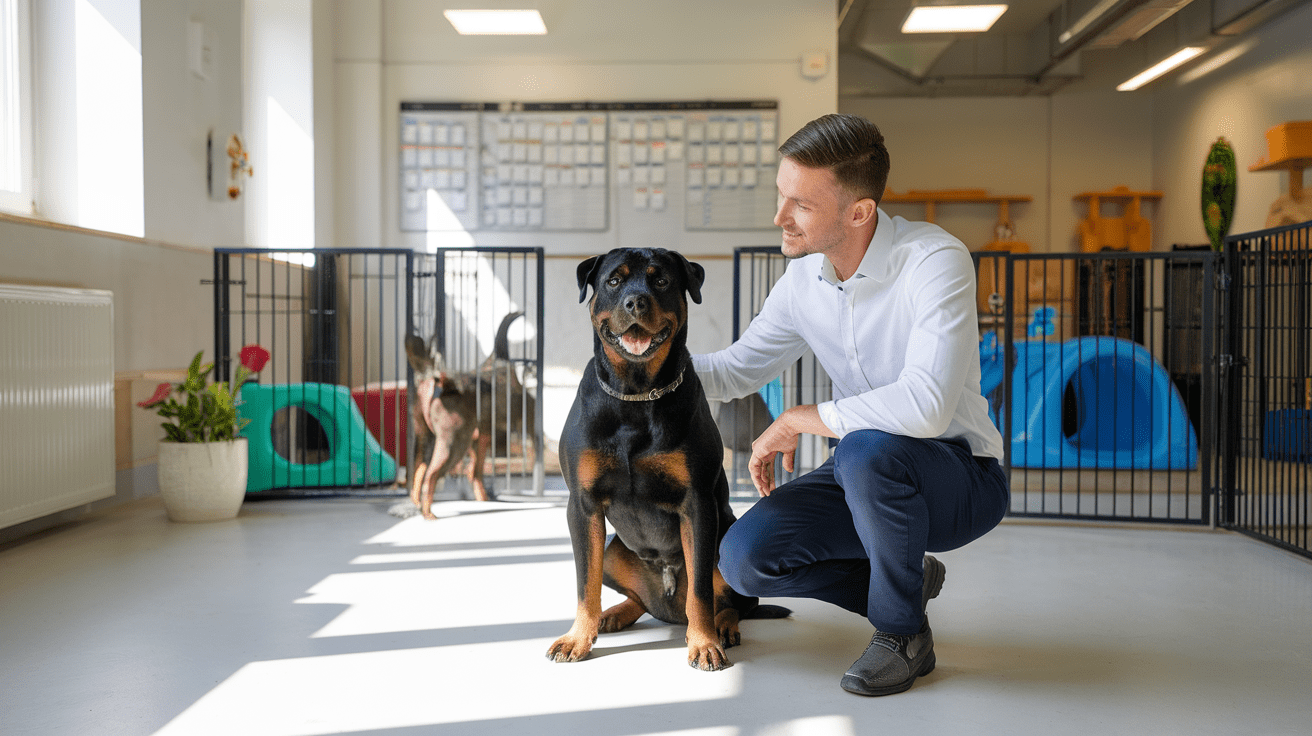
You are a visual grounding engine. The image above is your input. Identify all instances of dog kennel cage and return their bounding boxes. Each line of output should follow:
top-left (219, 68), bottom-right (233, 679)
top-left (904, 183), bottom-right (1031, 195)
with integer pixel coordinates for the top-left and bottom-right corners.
top-left (733, 226), bottom-right (1312, 560)
top-left (1219, 220), bottom-right (1312, 557)
top-left (211, 247), bottom-right (545, 497)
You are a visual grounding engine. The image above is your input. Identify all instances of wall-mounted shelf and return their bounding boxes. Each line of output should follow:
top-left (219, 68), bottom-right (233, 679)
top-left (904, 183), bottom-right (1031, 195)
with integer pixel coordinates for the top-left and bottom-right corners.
top-left (1249, 156), bottom-right (1310, 202)
top-left (882, 189), bottom-right (1031, 243)
top-left (1073, 186), bottom-right (1163, 252)
top-left (1249, 121), bottom-right (1312, 230)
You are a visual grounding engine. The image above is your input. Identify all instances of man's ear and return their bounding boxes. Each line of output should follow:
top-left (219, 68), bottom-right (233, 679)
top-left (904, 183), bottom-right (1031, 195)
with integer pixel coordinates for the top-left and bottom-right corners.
top-left (576, 255), bottom-right (603, 303)
top-left (850, 198), bottom-right (877, 228)
top-left (671, 252), bottom-right (704, 304)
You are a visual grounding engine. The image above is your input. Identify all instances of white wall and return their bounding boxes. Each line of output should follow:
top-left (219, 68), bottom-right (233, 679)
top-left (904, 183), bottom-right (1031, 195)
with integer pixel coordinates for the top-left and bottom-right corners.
top-left (1, 0), bottom-right (245, 538)
top-left (330, 0), bottom-right (838, 369)
top-left (142, 0), bottom-right (246, 248)
top-left (332, 0), bottom-right (837, 255)
top-left (842, 86), bottom-right (1154, 254)
top-left (842, 5), bottom-right (1312, 255)
top-left (244, 0), bottom-right (314, 250)
top-left (1149, 1), bottom-right (1312, 247)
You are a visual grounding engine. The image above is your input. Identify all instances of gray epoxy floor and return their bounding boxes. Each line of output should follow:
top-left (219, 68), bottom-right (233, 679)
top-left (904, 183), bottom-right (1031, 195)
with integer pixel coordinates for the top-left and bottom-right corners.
top-left (1, 494), bottom-right (1310, 736)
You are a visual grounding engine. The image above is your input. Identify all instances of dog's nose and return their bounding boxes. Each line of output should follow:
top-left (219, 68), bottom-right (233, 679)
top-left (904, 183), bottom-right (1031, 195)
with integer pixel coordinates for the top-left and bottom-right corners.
top-left (623, 294), bottom-right (649, 315)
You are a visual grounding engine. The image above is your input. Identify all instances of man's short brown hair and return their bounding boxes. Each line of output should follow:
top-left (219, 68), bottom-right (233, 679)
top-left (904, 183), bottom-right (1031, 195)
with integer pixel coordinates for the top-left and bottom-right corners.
top-left (778, 114), bottom-right (890, 204)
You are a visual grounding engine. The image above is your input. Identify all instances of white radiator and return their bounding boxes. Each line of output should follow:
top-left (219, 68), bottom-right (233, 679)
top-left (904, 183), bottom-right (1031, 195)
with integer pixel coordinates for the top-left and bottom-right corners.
top-left (0, 284), bottom-right (115, 529)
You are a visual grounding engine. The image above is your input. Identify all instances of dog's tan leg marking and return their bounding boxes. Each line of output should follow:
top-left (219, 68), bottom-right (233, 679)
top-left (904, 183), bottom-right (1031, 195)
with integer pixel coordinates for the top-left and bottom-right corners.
top-left (419, 429), bottom-right (453, 520)
top-left (547, 511), bottom-right (607, 663)
top-left (574, 449), bottom-right (614, 493)
top-left (418, 407), bottom-right (466, 519)
top-left (682, 515), bottom-right (728, 671)
top-left (409, 461), bottom-right (427, 507)
top-left (599, 539), bottom-right (652, 633)
top-left (599, 598), bottom-right (646, 633)
top-left (468, 428), bottom-right (491, 502)
top-left (713, 567), bottom-right (743, 648)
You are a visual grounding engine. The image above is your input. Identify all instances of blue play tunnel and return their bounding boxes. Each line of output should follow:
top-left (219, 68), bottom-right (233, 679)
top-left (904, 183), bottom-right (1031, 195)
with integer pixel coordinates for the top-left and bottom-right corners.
top-left (980, 335), bottom-right (1197, 469)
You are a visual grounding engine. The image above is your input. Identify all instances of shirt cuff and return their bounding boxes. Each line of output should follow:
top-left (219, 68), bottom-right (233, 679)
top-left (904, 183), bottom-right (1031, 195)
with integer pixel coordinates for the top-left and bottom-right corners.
top-left (816, 400), bottom-right (845, 438)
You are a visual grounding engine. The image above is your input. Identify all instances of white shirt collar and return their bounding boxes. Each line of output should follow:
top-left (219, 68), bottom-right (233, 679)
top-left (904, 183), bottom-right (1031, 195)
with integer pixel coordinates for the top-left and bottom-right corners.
top-left (819, 208), bottom-right (894, 284)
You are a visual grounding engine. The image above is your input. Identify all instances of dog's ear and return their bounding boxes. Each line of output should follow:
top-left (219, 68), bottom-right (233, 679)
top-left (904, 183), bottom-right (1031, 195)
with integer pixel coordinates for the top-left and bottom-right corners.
top-left (670, 252), bottom-right (704, 305)
top-left (576, 255), bottom-right (603, 303)
top-left (404, 334), bottom-right (431, 372)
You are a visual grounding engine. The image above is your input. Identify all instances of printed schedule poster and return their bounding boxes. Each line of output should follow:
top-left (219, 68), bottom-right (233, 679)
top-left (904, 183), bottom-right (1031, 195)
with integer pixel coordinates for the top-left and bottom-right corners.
top-left (684, 103), bottom-right (780, 230)
top-left (480, 104), bottom-right (608, 232)
top-left (399, 100), bottom-right (775, 234)
top-left (399, 103), bottom-right (486, 232)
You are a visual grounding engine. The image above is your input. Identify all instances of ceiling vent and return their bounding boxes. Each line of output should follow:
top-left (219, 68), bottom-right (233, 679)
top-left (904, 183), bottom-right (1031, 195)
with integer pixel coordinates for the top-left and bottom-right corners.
top-left (1086, 0), bottom-right (1195, 49)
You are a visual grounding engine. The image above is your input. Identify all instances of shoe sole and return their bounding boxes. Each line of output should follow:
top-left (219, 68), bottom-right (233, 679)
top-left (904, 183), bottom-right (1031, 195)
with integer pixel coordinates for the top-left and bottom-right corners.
top-left (840, 652), bottom-right (937, 696)
top-left (922, 555), bottom-right (945, 612)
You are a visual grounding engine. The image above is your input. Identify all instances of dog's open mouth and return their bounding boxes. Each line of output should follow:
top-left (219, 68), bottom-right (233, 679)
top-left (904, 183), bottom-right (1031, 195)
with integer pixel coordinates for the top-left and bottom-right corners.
top-left (606, 324), bottom-right (672, 358)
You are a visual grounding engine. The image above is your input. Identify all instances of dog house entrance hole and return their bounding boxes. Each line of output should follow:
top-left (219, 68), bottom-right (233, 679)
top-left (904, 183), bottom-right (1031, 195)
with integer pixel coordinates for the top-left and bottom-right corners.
top-left (272, 407), bottom-right (331, 465)
top-left (1061, 354), bottom-right (1152, 452)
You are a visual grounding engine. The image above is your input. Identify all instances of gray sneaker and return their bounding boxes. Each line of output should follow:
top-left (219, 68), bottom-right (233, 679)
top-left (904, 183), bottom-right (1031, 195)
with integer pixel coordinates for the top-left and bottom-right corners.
top-left (840, 621), bottom-right (935, 696)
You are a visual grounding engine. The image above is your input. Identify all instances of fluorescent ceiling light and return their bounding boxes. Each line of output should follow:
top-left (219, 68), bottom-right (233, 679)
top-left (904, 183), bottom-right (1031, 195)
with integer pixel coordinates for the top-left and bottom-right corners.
top-left (1117, 46), bottom-right (1205, 90)
top-left (901, 5), bottom-right (1008, 33)
top-left (443, 9), bottom-right (547, 35)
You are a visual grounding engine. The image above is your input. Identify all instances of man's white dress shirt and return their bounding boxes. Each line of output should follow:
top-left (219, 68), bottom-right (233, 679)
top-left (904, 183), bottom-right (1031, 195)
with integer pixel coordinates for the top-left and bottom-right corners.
top-left (692, 208), bottom-right (1004, 460)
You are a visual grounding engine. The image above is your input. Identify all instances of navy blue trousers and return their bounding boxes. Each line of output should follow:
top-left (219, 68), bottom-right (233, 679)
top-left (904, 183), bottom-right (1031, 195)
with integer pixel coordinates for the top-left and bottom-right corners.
top-left (719, 429), bottom-right (1010, 635)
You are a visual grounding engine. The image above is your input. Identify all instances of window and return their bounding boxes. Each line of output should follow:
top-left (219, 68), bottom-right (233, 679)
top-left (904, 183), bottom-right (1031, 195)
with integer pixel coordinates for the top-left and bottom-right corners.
top-left (72, 0), bottom-right (142, 236)
top-left (0, 0), bottom-right (32, 214)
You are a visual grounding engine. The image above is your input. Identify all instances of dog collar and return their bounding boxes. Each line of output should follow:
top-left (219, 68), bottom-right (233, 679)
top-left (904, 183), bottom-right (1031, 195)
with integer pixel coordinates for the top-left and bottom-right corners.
top-left (598, 369), bottom-right (684, 402)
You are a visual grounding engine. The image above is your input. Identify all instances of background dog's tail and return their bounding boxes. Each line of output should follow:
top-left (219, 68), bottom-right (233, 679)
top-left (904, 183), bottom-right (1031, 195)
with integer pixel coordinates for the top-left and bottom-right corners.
top-left (743, 603), bottom-right (792, 619)
top-left (492, 311), bottom-right (524, 361)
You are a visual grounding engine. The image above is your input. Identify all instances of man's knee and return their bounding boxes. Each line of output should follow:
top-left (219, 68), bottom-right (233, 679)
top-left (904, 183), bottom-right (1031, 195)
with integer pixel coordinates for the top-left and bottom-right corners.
top-left (833, 430), bottom-right (917, 489)
top-left (718, 518), bottom-right (775, 597)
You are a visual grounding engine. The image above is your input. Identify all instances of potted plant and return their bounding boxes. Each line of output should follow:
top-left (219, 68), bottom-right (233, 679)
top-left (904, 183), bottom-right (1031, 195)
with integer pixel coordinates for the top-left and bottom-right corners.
top-left (137, 345), bottom-right (270, 522)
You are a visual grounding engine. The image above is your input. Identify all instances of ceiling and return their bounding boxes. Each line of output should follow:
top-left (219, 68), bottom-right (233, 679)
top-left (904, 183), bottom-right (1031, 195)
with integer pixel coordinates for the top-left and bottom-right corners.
top-left (835, 0), bottom-right (1305, 97)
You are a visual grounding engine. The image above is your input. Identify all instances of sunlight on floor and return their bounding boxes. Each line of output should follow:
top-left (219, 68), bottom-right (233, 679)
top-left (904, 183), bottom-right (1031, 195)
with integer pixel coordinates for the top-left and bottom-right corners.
top-left (154, 502), bottom-right (766, 735)
top-left (349, 542), bottom-right (573, 565)
top-left (153, 637), bottom-right (744, 735)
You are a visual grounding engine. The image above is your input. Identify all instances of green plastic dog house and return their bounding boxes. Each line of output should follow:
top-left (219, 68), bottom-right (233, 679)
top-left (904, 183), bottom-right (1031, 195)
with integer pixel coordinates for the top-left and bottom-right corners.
top-left (238, 382), bottom-right (397, 492)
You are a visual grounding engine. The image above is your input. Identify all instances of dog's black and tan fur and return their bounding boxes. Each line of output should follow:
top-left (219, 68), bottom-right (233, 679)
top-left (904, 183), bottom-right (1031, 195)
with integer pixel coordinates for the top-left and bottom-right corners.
top-left (547, 248), bottom-right (786, 671)
top-left (404, 312), bottom-right (532, 519)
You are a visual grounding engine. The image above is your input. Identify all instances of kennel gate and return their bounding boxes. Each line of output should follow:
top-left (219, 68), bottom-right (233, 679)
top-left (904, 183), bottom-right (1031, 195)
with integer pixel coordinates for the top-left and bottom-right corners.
top-left (211, 248), bottom-right (545, 497)
top-left (728, 247), bottom-right (835, 496)
top-left (733, 247), bottom-right (1217, 525)
top-left (1218, 221), bottom-right (1312, 558)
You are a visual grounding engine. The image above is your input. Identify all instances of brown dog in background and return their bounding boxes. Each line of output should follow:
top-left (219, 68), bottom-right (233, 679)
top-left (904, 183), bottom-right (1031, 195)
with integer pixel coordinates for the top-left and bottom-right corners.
top-left (404, 311), bottom-right (533, 519)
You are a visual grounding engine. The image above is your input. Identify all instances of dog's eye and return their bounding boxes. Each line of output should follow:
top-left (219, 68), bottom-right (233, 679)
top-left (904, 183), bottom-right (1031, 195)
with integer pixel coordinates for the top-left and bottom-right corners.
top-left (654, 277), bottom-right (669, 289)
top-left (606, 276), bottom-right (622, 288)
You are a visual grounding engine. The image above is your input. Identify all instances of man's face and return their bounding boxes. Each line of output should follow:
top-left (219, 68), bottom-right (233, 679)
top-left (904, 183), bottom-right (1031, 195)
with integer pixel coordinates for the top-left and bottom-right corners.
top-left (774, 157), bottom-right (853, 260)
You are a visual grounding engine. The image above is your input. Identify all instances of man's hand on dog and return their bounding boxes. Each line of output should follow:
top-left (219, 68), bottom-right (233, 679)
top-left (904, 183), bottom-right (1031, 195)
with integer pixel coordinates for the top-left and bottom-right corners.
top-left (749, 405), bottom-right (834, 496)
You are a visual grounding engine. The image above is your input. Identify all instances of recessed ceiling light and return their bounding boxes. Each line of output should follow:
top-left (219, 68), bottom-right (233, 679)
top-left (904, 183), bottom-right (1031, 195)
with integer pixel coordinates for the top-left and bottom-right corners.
top-left (901, 5), bottom-right (1008, 34)
top-left (1117, 46), bottom-right (1205, 91)
top-left (443, 9), bottom-right (547, 35)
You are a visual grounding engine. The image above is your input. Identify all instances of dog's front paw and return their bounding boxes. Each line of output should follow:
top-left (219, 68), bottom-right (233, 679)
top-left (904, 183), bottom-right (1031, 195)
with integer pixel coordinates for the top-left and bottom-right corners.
top-left (546, 633), bottom-right (595, 663)
top-left (686, 636), bottom-right (731, 671)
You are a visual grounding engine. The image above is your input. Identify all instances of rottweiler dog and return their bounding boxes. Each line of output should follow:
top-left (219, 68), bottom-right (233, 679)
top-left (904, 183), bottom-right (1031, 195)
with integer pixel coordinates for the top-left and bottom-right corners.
top-left (547, 247), bottom-right (787, 671)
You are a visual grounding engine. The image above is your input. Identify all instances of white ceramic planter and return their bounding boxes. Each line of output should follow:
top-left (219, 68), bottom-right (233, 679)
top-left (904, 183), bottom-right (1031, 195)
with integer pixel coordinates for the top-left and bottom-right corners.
top-left (157, 438), bottom-right (249, 522)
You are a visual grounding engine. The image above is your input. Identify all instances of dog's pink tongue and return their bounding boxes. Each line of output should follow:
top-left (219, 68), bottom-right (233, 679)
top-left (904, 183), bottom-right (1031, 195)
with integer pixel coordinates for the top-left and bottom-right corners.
top-left (620, 333), bottom-right (652, 355)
